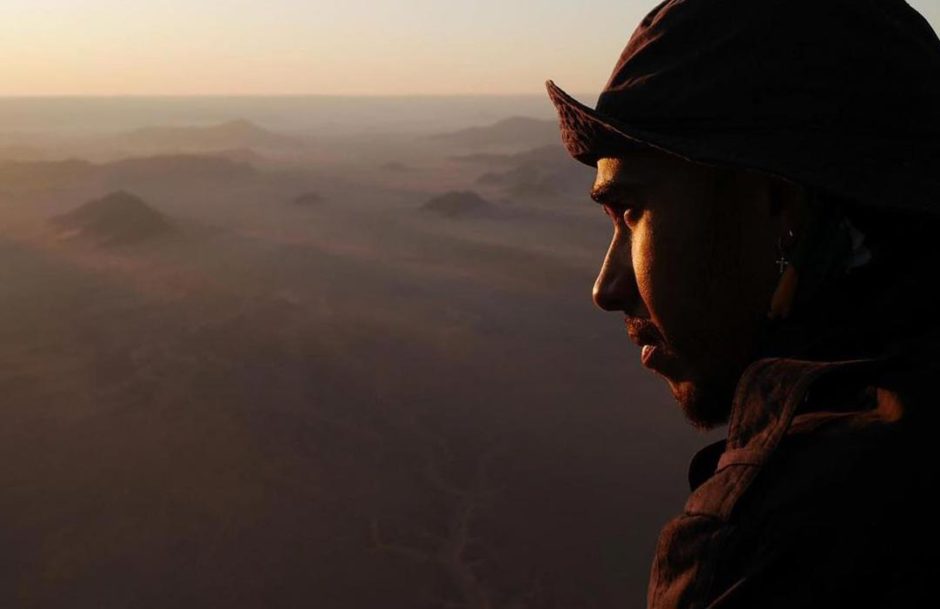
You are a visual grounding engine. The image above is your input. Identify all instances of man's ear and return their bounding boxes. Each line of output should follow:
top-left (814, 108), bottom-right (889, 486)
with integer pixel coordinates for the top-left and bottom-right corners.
top-left (768, 178), bottom-right (809, 233)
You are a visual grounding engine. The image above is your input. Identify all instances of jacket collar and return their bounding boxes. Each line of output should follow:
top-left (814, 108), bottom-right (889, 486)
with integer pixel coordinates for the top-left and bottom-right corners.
top-left (687, 353), bottom-right (904, 493)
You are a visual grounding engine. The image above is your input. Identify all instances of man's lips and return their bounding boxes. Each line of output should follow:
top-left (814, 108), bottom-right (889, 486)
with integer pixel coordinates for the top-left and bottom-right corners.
top-left (625, 317), bottom-right (673, 372)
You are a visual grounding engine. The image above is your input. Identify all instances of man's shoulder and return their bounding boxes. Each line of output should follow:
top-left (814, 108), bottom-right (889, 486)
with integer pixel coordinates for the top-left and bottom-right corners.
top-left (651, 357), bottom-right (936, 609)
top-left (765, 352), bottom-right (935, 481)
top-left (741, 398), bottom-right (919, 524)
top-left (682, 356), bottom-right (912, 517)
top-left (671, 355), bottom-right (940, 608)
top-left (730, 354), bottom-right (934, 514)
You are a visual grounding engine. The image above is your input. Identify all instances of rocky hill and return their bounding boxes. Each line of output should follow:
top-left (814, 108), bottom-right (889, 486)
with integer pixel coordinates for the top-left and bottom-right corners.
top-left (117, 119), bottom-right (299, 152)
top-left (292, 192), bottom-right (323, 206)
top-left (50, 190), bottom-right (173, 245)
top-left (429, 116), bottom-right (558, 150)
top-left (420, 190), bottom-right (495, 218)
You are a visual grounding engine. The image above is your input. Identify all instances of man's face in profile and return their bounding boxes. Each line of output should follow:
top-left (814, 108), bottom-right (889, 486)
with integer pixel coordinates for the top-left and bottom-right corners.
top-left (591, 151), bottom-right (788, 429)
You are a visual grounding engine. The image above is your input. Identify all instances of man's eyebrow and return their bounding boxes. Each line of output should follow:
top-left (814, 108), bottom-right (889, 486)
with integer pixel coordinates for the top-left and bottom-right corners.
top-left (589, 180), bottom-right (644, 204)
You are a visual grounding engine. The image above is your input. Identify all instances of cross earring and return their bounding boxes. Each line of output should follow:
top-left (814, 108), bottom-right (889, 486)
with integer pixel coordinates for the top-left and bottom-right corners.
top-left (776, 229), bottom-right (796, 276)
top-left (769, 228), bottom-right (799, 320)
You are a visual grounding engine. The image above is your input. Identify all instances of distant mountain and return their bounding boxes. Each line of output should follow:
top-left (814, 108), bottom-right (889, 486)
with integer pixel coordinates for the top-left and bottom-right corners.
top-left (429, 116), bottom-right (559, 150)
top-left (0, 154), bottom-right (257, 193)
top-left (50, 190), bottom-right (173, 245)
top-left (451, 144), bottom-right (566, 166)
top-left (0, 144), bottom-right (48, 162)
top-left (463, 144), bottom-right (595, 200)
top-left (420, 190), bottom-right (496, 218)
top-left (381, 161), bottom-right (411, 172)
top-left (292, 192), bottom-right (323, 206)
top-left (210, 147), bottom-right (268, 165)
top-left (103, 154), bottom-right (257, 184)
top-left (0, 159), bottom-right (95, 189)
top-left (117, 119), bottom-right (299, 152)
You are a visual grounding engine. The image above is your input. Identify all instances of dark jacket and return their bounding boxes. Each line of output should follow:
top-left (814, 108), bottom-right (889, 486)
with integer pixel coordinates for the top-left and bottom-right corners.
top-left (647, 345), bottom-right (940, 608)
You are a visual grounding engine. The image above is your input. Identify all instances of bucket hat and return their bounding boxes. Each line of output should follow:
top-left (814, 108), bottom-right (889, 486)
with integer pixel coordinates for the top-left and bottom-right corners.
top-left (545, 0), bottom-right (940, 215)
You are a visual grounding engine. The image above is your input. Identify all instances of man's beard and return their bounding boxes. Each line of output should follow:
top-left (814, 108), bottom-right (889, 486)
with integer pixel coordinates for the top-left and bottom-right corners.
top-left (669, 370), bottom-right (737, 431)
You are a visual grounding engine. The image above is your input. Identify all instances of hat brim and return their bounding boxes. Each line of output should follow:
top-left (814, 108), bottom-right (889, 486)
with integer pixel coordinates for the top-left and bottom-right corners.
top-left (545, 79), bottom-right (694, 168)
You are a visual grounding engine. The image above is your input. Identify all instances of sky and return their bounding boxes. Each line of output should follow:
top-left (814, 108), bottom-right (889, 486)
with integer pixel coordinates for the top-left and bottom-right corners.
top-left (0, 0), bottom-right (938, 96)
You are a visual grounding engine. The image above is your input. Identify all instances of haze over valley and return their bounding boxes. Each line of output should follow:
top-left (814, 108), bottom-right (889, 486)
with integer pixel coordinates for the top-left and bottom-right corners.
top-left (0, 98), bottom-right (719, 608)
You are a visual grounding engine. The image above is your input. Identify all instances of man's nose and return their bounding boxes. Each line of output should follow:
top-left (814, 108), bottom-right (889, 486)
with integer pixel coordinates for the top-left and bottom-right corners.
top-left (592, 231), bottom-right (642, 313)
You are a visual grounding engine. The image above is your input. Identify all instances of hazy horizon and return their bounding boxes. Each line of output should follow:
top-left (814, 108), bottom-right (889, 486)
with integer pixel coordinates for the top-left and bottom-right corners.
top-left (2, 0), bottom-right (937, 96)
top-left (0, 96), bottom-right (712, 608)
top-left (0, 95), bottom-right (581, 137)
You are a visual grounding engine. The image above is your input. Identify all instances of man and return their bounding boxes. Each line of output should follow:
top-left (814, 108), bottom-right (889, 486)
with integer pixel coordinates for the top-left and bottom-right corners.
top-left (545, 0), bottom-right (940, 607)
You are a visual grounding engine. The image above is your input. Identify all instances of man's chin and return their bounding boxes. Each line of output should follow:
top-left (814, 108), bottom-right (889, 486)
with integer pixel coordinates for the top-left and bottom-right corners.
top-left (667, 377), bottom-right (733, 431)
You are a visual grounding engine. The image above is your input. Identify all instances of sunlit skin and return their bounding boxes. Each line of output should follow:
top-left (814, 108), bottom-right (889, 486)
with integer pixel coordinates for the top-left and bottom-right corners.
top-left (591, 150), bottom-right (808, 429)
